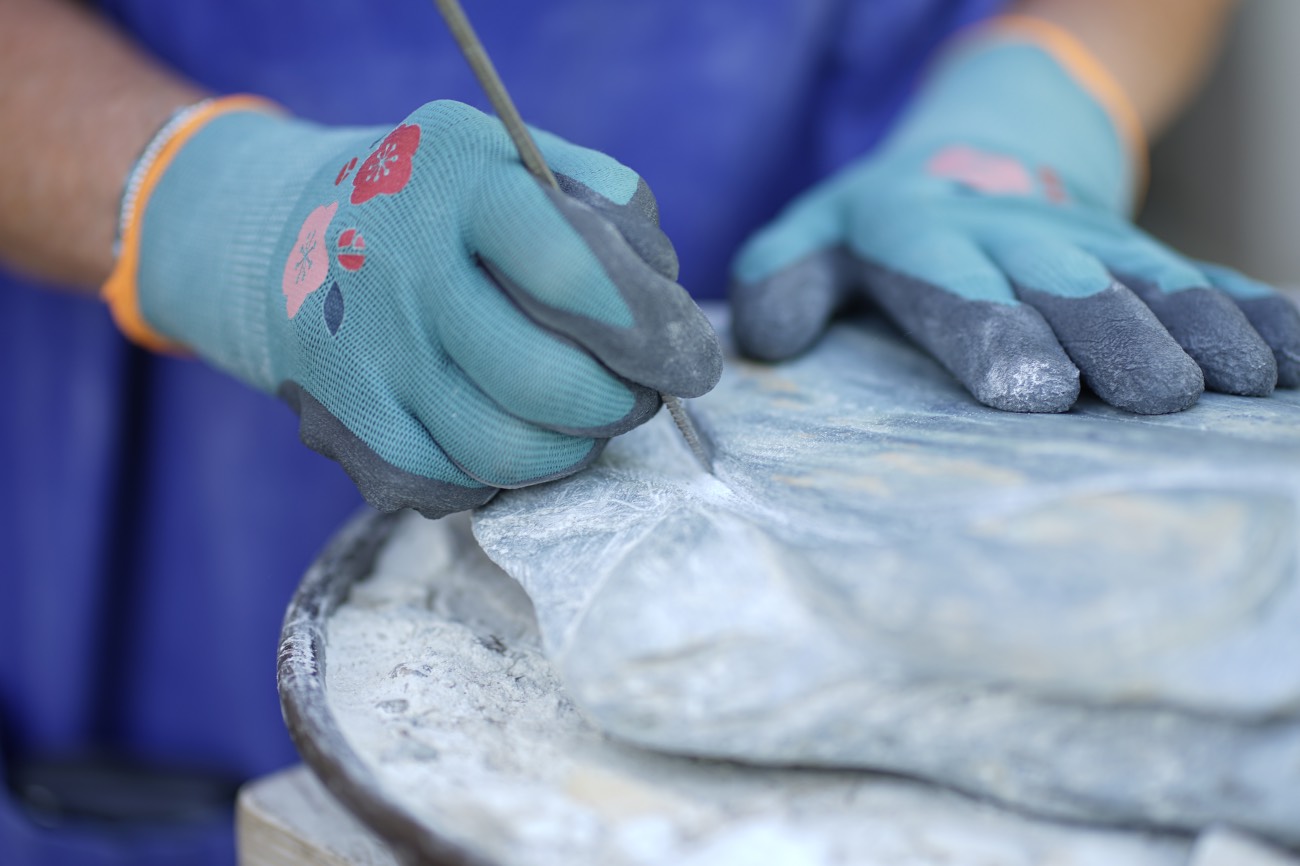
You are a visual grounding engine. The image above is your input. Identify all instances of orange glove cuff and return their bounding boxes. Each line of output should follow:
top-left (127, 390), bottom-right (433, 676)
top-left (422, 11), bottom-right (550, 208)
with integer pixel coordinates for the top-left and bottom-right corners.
top-left (102, 94), bottom-right (281, 353)
top-left (980, 15), bottom-right (1149, 199)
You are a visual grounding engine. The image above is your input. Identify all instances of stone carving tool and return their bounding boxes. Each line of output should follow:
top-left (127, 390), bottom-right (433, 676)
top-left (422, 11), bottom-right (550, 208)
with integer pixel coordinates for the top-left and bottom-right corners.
top-left (431, 0), bottom-right (715, 473)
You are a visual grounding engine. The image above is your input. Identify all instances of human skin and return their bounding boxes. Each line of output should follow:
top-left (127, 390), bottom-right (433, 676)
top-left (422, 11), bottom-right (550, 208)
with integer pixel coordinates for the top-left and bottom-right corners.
top-left (0, 0), bottom-right (1238, 293)
top-left (0, 0), bottom-right (204, 288)
top-left (1019, 0), bottom-right (1238, 138)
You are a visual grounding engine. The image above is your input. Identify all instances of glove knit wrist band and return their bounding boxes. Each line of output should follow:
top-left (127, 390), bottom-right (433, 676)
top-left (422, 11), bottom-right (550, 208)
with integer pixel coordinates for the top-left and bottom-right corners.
top-left (959, 14), bottom-right (1149, 206)
top-left (114, 98), bottom-right (214, 260)
top-left (103, 94), bottom-right (281, 353)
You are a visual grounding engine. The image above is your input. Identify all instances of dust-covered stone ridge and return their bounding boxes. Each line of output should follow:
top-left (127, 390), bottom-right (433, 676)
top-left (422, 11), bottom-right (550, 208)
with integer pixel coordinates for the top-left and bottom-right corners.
top-left (472, 317), bottom-right (1300, 846)
top-left (326, 513), bottom-right (1200, 866)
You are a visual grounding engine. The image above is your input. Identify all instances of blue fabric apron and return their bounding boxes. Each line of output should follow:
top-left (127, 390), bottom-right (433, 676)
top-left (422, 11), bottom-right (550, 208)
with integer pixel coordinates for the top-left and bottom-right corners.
top-left (0, 1), bottom-right (1003, 861)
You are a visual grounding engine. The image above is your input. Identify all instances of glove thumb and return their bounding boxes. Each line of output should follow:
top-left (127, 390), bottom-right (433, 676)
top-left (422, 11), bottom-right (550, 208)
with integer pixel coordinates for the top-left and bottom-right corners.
top-left (729, 192), bottom-right (853, 361)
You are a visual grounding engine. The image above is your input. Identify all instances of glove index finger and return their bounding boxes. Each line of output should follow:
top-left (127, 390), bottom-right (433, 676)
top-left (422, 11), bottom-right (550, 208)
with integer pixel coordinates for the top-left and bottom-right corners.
top-left (857, 228), bottom-right (1082, 413)
top-left (471, 176), bottom-right (722, 399)
top-left (556, 172), bottom-right (679, 280)
top-left (529, 128), bottom-right (679, 278)
top-left (531, 126), bottom-right (641, 206)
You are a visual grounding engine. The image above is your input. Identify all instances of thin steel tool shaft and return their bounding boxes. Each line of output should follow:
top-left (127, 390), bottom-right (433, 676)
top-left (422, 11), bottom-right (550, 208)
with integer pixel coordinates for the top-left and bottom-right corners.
top-left (432, 0), bottom-right (714, 474)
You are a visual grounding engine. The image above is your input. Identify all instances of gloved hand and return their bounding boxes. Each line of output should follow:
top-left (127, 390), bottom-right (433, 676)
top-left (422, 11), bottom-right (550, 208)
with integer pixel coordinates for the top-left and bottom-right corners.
top-left (106, 99), bottom-right (721, 517)
top-left (731, 17), bottom-right (1300, 415)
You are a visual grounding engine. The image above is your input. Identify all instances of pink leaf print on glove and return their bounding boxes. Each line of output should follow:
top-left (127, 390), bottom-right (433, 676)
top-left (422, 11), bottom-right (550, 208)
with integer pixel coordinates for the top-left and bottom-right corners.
top-left (927, 145), bottom-right (1035, 197)
top-left (351, 124), bottom-right (420, 205)
top-left (282, 201), bottom-right (338, 318)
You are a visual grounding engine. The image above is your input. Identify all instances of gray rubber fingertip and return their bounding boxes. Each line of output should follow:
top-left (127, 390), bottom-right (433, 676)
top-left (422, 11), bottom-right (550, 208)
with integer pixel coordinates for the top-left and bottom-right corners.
top-left (509, 190), bottom-right (721, 398)
top-left (280, 382), bottom-right (497, 518)
top-left (729, 250), bottom-right (852, 362)
top-left (543, 383), bottom-right (661, 439)
top-left (856, 262), bottom-right (1081, 413)
top-left (1126, 283), bottom-right (1277, 397)
top-left (971, 354), bottom-right (1080, 413)
top-left (928, 303), bottom-right (1081, 414)
top-left (1233, 294), bottom-right (1300, 389)
top-left (1017, 284), bottom-right (1205, 415)
top-left (555, 174), bottom-right (679, 279)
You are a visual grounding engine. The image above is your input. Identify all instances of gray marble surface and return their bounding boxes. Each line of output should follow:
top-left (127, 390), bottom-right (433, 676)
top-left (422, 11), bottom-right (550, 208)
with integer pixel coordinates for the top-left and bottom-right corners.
top-left (327, 513), bottom-right (1199, 866)
top-left (473, 316), bottom-right (1300, 845)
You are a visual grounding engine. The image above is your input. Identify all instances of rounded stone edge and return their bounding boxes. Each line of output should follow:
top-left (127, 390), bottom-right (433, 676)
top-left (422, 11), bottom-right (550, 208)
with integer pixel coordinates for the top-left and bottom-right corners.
top-left (277, 507), bottom-right (495, 866)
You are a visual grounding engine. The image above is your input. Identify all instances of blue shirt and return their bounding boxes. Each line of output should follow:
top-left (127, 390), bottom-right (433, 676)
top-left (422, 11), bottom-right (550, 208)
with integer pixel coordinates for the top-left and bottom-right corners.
top-left (0, 2), bottom-right (1003, 862)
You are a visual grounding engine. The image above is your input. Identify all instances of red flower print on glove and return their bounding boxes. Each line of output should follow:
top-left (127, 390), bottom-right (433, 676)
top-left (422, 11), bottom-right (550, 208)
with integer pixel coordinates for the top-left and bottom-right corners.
top-left (336, 228), bottom-right (367, 272)
top-left (334, 157), bottom-right (357, 186)
top-left (1038, 166), bottom-right (1070, 205)
top-left (351, 124), bottom-right (420, 205)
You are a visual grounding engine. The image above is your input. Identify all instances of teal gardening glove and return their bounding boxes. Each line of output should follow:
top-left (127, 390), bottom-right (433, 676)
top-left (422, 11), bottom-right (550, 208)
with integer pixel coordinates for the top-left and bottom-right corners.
top-left (732, 17), bottom-right (1300, 415)
top-left (111, 99), bottom-right (722, 517)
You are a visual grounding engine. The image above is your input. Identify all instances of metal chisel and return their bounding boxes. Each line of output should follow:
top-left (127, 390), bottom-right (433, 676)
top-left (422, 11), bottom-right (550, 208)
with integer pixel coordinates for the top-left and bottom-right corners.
top-left (432, 0), bottom-right (715, 474)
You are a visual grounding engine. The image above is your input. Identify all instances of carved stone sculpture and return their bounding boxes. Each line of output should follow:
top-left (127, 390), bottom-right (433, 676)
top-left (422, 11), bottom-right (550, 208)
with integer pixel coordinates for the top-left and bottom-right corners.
top-left (473, 318), bottom-right (1300, 844)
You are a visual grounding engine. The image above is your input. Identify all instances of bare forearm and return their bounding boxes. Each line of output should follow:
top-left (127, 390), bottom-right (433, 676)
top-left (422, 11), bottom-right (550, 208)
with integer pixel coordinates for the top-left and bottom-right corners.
top-left (0, 0), bottom-right (206, 291)
top-left (1016, 0), bottom-right (1238, 138)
